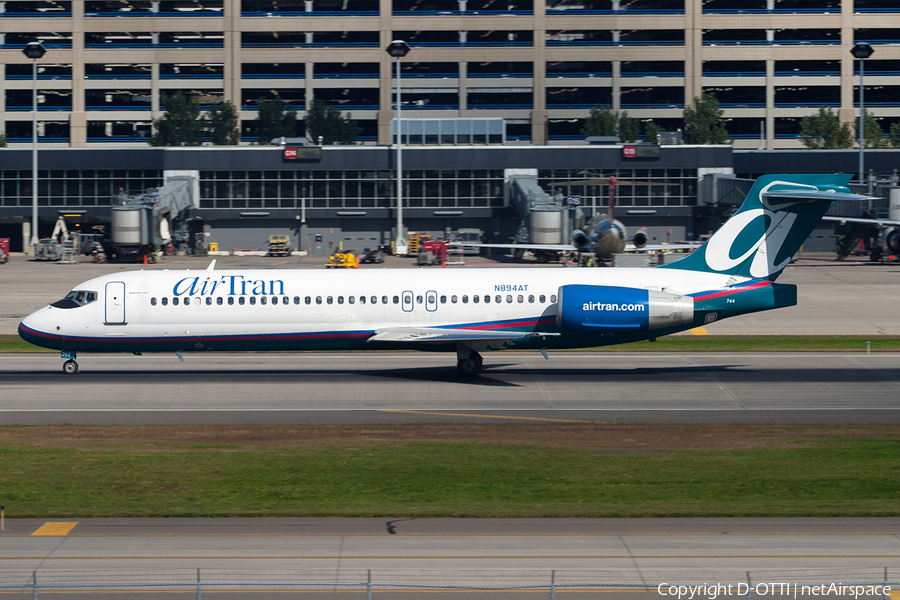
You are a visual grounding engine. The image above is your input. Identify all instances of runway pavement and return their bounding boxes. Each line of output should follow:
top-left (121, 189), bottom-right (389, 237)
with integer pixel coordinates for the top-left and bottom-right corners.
top-left (1, 517), bottom-right (899, 598)
top-left (1, 352), bottom-right (900, 425)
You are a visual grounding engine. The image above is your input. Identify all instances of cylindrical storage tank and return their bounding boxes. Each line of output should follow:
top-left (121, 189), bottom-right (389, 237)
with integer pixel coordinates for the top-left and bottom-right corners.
top-left (889, 188), bottom-right (900, 222)
top-left (530, 207), bottom-right (562, 244)
top-left (111, 207), bottom-right (144, 245)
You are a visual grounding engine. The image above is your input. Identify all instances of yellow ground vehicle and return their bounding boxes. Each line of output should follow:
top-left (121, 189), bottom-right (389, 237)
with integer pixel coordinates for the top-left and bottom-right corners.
top-left (325, 252), bottom-right (359, 268)
top-left (266, 234), bottom-right (291, 257)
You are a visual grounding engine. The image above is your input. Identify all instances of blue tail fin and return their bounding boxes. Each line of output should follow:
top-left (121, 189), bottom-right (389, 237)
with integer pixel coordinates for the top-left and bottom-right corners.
top-left (662, 173), bottom-right (861, 281)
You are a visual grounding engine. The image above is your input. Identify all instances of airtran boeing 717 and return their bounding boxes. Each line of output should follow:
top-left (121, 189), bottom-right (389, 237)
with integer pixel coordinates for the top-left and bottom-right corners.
top-left (19, 174), bottom-right (866, 377)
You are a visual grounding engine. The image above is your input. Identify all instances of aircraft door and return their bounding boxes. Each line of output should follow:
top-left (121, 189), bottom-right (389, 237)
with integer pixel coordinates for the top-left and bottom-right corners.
top-left (402, 290), bottom-right (414, 312)
top-left (105, 281), bottom-right (126, 324)
top-left (425, 290), bottom-right (437, 312)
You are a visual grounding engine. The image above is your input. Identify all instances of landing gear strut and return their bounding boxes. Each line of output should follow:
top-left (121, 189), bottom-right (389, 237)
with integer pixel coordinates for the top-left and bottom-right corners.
top-left (457, 351), bottom-right (483, 377)
top-left (63, 359), bottom-right (79, 374)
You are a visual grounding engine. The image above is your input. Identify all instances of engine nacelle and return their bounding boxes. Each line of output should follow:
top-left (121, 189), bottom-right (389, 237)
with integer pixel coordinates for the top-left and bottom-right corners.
top-left (631, 228), bottom-right (648, 249)
top-left (884, 226), bottom-right (900, 254)
top-left (556, 285), bottom-right (694, 333)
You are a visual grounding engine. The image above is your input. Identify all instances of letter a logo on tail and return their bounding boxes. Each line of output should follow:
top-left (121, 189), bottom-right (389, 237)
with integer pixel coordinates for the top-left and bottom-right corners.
top-left (662, 173), bottom-right (867, 281)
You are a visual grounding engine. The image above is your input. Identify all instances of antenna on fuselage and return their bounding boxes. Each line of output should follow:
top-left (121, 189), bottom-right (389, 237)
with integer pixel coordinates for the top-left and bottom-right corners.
top-left (206, 260), bottom-right (216, 271)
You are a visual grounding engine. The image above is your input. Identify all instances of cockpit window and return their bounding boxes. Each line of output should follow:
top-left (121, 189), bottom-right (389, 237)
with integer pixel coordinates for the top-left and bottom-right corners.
top-left (51, 290), bottom-right (99, 309)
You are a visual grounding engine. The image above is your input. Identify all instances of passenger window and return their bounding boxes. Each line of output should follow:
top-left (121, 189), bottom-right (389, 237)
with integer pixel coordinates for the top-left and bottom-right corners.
top-left (260, 297), bottom-right (267, 305)
top-left (462, 295), bottom-right (468, 304)
top-left (517, 295), bottom-right (523, 303)
top-left (484, 295), bottom-right (490, 304)
top-left (173, 297), bottom-right (180, 306)
top-left (162, 297), bottom-right (168, 306)
top-left (539, 295), bottom-right (546, 303)
top-left (151, 297), bottom-right (157, 306)
top-left (338, 296), bottom-right (344, 305)
top-left (440, 295), bottom-right (446, 304)
top-left (327, 296), bottom-right (333, 305)
top-left (392, 296), bottom-right (399, 304)
top-left (528, 295), bottom-right (534, 303)
top-left (359, 296), bottom-right (366, 304)
top-left (416, 295), bottom-right (423, 304)
top-left (217, 297), bottom-right (223, 305)
top-left (228, 297), bottom-right (234, 305)
top-left (250, 297), bottom-right (257, 305)
top-left (474, 295), bottom-right (480, 304)
top-left (506, 295), bottom-right (513, 303)
top-left (316, 296), bottom-right (322, 305)
top-left (496, 295), bottom-right (502, 303)
top-left (206, 297), bottom-right (212, 306)
top-left (381, 296), bottom-right (388, 304)
top-left (451, 295), bottom-right (457, 303)
top-left (282, 297), bottom-right (289, 305)
top-left (371, 296), bottom-right (378, 304)
top-left (551, 294), bottom-right (557, 303)
top-left (239, 297), bottom-right (246, 305)
top-left (295, 296), bottom-right (301, 305)
top-left (305, 296), bottom-right (311, 305)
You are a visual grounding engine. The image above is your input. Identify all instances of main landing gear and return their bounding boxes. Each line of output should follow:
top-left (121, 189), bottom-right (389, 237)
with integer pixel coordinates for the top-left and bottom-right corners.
top-left (456, 351), bottom-right (483, 377)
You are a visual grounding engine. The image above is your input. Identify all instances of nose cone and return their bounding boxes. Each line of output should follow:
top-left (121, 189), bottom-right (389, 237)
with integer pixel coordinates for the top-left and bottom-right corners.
top-left (18, 308), bottom-right (59, 350)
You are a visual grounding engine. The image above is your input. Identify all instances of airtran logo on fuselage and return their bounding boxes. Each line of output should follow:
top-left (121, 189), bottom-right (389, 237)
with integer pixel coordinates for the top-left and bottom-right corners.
top-left (173, 275), bottom-right (285, 297)
top-left (583, 302), bottom-right (646, 312)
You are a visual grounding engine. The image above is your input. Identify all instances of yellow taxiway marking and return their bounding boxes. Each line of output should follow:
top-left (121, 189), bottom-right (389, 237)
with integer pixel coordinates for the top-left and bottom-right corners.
top-left (379, 410), bottom-right (594, 423)
top-left (890, 592), bottom-right (899, 600)
top-left (690, 327), bottom-right (709, 335)
top-left (31, 522), bottom-right (78, 537)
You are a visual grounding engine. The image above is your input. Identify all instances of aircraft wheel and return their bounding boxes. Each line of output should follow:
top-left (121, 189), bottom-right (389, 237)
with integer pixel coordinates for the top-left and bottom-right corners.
top-left (63, 359), bottom-right (79, 375)
top-left (457, 357), bottom-right (481, 378)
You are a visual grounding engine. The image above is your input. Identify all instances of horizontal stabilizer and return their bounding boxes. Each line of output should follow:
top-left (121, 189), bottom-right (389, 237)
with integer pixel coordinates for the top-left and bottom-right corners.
top-left (368, 327), bottom-right (560, 344)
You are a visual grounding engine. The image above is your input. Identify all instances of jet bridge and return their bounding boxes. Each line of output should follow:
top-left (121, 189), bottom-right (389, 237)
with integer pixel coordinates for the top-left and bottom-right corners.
top-left (109, 176), bottom-right (196, 261)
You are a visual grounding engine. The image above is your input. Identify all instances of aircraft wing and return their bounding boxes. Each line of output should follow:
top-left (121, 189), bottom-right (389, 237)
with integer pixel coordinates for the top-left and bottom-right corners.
top-left (626, 242), bottom-right (703, 252)
top-left (822, 216), bottom-right (900, 227)
top-left (447, 242), bottom-right (576, 252)
top-left (368, 327), bottom-right (560, 344)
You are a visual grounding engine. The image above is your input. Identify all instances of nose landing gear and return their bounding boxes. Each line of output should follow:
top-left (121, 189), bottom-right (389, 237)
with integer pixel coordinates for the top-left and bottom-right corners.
top-left (61, 351), bottom-right (79, 374)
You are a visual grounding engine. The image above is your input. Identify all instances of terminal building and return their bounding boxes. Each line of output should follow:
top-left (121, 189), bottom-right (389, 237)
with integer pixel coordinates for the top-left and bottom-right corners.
top-left (0, 0), bottom-right (898, 148)
top-left (2, 143), bottom-right (899, 256)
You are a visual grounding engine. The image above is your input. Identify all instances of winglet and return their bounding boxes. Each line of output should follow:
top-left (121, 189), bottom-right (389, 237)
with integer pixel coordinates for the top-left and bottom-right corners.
top-left (206, 260), bottom-right (216, 271)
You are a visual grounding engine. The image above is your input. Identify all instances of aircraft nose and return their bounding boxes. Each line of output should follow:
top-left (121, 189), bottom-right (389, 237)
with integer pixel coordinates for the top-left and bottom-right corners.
top-left (18, 307), bottom-right (56, 348)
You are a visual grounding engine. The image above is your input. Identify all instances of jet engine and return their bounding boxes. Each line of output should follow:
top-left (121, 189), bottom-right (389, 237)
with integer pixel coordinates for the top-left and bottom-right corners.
top-left (883, 226), bottom-right (900, 254)
top-left (631, 227), bottom-right (648, 249)
top-left (556, 284), bottom-right (694, 333)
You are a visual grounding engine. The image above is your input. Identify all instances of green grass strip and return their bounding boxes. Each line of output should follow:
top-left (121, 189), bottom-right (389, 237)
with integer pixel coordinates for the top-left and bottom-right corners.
top-left (2, 437), bottom-right (899, 518)
top-left (4, 334), bottom-right (900, 353)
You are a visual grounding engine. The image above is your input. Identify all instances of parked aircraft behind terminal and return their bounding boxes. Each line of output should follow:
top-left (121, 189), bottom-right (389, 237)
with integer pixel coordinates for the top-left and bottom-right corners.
top-left (19, 174), bottom-right (864, 377)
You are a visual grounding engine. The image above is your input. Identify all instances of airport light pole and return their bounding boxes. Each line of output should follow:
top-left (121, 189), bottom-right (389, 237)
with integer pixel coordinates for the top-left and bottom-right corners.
top-left (23, 41), bottom-right (46, 248)
top-left (386, 40), bottom-right (410, 254)
top-left (851, 43), bottom-right (874, 186)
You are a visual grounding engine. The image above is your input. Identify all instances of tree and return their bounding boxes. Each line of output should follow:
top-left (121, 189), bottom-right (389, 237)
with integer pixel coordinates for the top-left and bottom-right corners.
top-left (890, 122), bottom-right (900, 149)
top-left (854, 109), bottom-right (890, 149)
top-left (254, 98), bottom-right (298, 144)
top-left (580, 106), bottom-right (639, 141)
top-left (643, 120), bottom-right (662, 144)
top-left (149, 91), bottom-right (203, 146)
top-left (0, 132), bottom-right (6, 147)
top-left (305, 99), bottom-right (362, 145)
top-left (799, 107), bottom-right (853, 149)
top-left (206, 101), bottom-right (240, 145)
top-left (683, 93), bottom-right (729, 144)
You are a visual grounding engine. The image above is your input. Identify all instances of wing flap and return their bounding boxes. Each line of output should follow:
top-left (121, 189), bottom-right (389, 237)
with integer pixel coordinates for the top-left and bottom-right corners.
top-left (368, 327), bottom-right (560, 344)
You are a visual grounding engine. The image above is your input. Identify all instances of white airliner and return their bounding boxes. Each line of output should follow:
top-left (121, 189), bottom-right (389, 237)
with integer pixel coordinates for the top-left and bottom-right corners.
top-left (19, 174), bottom-right (865, 377)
